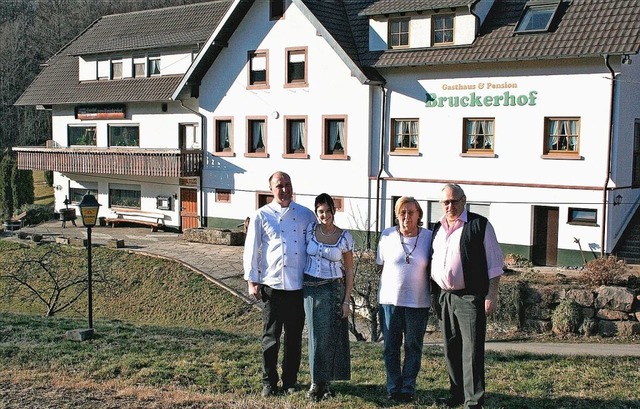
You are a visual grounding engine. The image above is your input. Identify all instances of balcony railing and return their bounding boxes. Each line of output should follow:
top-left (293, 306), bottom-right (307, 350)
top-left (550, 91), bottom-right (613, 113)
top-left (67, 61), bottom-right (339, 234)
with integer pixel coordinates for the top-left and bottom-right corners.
top-left (13, 146), bottom-right (202, 178)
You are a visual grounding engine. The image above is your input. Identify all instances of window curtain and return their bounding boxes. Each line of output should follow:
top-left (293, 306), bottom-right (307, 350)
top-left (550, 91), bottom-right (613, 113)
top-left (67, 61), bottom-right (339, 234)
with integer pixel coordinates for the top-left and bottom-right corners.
top-left (548, 119), bottom-right (559, 149)
top-left (568, 120), bottom-right (578, 150)
top-left (467, 121), bottom-right (477, 148)
top-left (484, 120), bottom-right (493, 148)
top-left (394, 121), bottom-right (403, 147)
top-left (219, 121), bottom-right (231, 150)
top-left (252, 121), bottom-right (264, 150)
top-left (410, 121), bottom-right (418, 147)
top-left (290, 121), bottom-right (305, 151)
top-left (329, 120), bottom-right (344, 151)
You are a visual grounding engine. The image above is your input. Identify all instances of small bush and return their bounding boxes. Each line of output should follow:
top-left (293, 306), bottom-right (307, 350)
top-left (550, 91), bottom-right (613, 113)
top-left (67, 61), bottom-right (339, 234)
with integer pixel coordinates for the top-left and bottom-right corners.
top-left (20, 204), bottom-right (54, 226)
top-left (492, 280), bottom-right (526, 329)
top-left (581, 255), bottom-right (629, 287)
top-left (552, 299), bottom-right (582, 335)
top-left (504, 253), bottom-right (533, 269)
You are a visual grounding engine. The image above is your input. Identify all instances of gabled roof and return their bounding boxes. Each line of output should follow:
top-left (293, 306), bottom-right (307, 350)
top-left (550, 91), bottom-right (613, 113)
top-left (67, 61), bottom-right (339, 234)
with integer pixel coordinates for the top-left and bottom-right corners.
top-left (15, 1), bottom-right (232, 106)
top-left (360, 0), bottom-right (475, 16)
top-left (362, 0), bottom-right (640, 68)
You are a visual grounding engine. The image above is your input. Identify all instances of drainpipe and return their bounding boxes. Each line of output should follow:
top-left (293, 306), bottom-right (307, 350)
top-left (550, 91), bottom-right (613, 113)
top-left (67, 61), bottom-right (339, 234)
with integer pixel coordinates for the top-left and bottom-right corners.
top-left (374, 85), bottom-right (388, 248)
top-left (179, 99), bottom-right (207, 227)
top-left (600, 54), bottom-right (616, 256)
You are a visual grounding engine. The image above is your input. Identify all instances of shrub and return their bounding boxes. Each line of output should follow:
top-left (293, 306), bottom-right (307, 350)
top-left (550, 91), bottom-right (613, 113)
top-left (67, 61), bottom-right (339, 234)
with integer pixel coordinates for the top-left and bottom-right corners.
top-left (20, 204), bottom-right (54, 226)
top-left (581, 255), bottom-right (629, 287)
top-left (551, 299), bottom-right (582, 335)
top-left (504, 253), bottom-right (533, 269)
top-left (492, 280), bottom-right (526, 329)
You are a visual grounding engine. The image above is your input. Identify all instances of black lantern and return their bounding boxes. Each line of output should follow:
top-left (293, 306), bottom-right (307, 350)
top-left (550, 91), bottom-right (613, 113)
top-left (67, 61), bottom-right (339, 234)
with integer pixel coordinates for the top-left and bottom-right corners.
top-left (78, 193), bottom-right (101, 332)
top-left (614, 194), bottom-right (623, 206)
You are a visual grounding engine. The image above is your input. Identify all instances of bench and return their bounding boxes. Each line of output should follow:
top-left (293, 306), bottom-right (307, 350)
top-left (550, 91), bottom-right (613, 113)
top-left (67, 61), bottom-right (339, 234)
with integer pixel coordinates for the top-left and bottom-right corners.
top-left (3, 211), bottom-right (27, 231)
top-left (105, 208), bottom-right (165, 232)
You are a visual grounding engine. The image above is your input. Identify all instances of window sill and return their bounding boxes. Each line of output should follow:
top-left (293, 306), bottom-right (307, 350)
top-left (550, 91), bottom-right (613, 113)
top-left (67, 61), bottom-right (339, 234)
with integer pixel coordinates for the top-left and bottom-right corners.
top-left (244, 152), bottom-right (269, 158)
top-left (247, 84), bottom-right (270, 90)
top-left (282, 153), bottom-right (309, 159)
top-left (284, 82), bottom-right (308, 88)
top-left (460, 152), bottom-right (496, 158)
top-left (214, 151), bottom-right (235, 157)
top-left (541, 154), bottom-right (584, 160)
top-left (390, 150), bottom-right (420, 157)
top-left (567, 221), bottom-right (599, 227)
top-left (320, 154), bottom-right (349, 160)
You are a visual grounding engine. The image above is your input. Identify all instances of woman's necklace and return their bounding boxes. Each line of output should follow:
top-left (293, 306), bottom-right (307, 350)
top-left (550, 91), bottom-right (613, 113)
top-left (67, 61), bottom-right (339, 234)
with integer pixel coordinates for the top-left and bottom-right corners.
top-left (397, 226), bottom-right (420, 264)
top-left (319, 224), bottom-right (337, 236)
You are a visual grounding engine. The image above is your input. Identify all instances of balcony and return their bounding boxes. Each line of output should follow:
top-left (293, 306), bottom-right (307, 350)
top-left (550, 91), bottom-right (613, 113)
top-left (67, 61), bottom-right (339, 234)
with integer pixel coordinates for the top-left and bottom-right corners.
top-left (13, 146), bottom-right (202, 178)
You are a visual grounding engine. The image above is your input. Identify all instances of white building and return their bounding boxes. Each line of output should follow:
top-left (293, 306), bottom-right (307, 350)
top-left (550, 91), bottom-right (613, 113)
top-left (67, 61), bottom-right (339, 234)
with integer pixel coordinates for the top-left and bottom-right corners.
top-left (14, 0), bottom-right (640, 266)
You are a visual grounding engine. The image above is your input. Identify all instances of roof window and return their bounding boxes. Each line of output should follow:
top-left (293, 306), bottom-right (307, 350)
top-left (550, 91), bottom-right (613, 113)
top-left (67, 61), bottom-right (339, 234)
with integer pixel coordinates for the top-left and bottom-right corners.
top-left (514, 0), bottom-right (560, 33)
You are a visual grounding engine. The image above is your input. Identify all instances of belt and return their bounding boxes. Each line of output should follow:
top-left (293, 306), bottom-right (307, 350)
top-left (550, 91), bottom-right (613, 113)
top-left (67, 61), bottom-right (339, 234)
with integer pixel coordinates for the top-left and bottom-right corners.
top-left (303, 277), bottom-right (344, 287)
top-left (442, 289), bottom-right (476, 296)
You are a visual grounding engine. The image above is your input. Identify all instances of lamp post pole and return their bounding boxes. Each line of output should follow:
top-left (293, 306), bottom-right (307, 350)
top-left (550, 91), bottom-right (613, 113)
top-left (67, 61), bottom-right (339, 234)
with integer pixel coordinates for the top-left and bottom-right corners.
top-left (87, 225), bottom-right (93, 329)
top-left (78, 193), bottom-right (101, 333)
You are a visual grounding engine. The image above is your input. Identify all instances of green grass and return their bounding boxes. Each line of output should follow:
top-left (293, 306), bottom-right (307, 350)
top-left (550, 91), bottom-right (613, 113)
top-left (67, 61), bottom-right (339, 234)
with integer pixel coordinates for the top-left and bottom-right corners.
top-left (32, 170), bottom-right (54, 207)
top-left (0, 241), bottom-right (639, 408)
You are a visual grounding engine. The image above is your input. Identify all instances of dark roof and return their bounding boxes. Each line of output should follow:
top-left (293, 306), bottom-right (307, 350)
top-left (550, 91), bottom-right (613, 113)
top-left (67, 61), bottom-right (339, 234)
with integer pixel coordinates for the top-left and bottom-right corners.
top-left (363, 0), bottom-right (640, 68)
top-left (15, 1), bottom-right (231, 106)
top-left (360, 0), bottom-right (474, 16)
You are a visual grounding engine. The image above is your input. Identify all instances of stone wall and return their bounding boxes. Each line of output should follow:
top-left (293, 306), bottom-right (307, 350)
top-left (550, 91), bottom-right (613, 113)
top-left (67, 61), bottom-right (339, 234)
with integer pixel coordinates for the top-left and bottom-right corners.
top-left (182, 228), bottom-right (245, 246)
top-left (522, 283), bottom-right (640, 337)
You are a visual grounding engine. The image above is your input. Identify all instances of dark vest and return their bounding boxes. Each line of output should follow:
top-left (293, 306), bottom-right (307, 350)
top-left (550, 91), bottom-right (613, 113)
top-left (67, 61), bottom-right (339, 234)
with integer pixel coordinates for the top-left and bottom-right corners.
top-left (432, 212), bottom-right (489, 297)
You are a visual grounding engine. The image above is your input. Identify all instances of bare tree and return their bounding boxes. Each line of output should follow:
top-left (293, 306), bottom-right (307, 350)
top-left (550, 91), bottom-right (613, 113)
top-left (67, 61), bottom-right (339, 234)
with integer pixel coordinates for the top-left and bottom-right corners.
top-left (0, 242), bottom-right (115, 317)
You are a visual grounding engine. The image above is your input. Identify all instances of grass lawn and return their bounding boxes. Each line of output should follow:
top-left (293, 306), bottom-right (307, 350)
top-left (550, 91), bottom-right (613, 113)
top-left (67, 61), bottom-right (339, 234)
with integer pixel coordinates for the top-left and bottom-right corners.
top-left (32, 169), bottom-right (54, 207)
top-left (0, 242), bottom-right (639, 408)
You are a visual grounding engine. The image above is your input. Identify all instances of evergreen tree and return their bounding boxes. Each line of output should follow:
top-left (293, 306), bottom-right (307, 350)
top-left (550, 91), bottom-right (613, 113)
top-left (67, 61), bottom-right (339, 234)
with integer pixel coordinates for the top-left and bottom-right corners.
top-left (0, 154), bottom-right (14, 220)
top-left (12, 160), bottom-right (34, 210)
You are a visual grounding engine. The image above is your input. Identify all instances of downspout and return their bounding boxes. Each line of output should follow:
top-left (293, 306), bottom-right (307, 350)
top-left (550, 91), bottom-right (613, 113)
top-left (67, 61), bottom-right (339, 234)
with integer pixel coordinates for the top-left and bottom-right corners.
top-left (600, 54), bottom-right (616, 256)
top-left (374, 85), bottom-right (387, 248)
top-left (179, 99), bottom-right (207, 227)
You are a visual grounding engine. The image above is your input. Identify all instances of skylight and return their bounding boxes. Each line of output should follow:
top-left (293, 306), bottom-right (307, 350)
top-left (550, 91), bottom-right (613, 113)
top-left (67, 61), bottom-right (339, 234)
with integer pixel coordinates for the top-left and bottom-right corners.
top-left (515, 1), bottom-right (560, 33)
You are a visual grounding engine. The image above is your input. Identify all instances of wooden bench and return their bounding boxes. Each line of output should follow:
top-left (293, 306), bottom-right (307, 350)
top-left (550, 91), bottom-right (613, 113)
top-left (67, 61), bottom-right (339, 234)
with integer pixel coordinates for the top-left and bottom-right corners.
top-left (3, 211), bottom-right (27, 231)
top-left (105, 208), bottom-right (165, 232)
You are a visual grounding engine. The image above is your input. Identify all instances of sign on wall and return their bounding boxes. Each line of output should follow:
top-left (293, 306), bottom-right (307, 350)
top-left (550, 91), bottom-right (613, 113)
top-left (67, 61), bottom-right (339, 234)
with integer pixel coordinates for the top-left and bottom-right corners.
top-left (76, 105), bottom-right (126, 120)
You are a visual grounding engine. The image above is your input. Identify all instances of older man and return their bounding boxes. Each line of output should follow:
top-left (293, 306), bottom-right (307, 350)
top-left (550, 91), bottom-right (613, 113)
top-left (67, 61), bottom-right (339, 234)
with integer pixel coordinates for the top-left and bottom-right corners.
top-left (430, 183), bottom-right (504, 409)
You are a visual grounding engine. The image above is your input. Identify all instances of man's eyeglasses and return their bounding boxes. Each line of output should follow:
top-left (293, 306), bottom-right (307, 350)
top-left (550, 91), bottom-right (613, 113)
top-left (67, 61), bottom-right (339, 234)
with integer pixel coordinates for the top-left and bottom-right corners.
top-left (441, 198), bottom-right (463, 206)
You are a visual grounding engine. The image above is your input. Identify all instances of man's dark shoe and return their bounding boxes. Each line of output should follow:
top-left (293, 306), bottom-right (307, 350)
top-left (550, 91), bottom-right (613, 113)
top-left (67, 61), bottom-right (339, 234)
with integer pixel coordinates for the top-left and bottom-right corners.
top-left (436, 396), bottom-right (464, 407)
top-left (399, 393), bottom-right (414, 402)
top-left (387, 392), bottom-right (401, 402)
top-left (261, 384), bottom-right (277, 397)
top-left (282, 384), bottom-right (299, 395)
top-left (322, 382), bottom-right (334, 399)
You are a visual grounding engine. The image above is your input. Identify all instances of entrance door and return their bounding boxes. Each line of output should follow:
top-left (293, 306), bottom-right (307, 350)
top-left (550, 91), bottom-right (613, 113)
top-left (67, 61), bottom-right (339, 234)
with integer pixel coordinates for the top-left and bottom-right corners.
top-left (532, 206), bottom-right (559, 266)
top-left (180, 188), bottom-right (199, 230)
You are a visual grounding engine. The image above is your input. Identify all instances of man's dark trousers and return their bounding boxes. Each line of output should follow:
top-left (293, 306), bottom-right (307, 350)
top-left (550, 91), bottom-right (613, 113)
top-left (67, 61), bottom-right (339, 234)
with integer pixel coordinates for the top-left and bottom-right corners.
top-left (261, 286), bottom-right (305, 388)
top-left (440, 291), bottom-right (486, 407)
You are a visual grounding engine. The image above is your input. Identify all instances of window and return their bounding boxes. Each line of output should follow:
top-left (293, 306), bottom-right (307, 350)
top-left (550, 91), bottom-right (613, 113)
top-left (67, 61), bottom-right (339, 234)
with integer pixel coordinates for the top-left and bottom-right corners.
top-left (333, 196), bottom-right (344, 212)
top-left (148, 55), bottom-right (161, 76)
top-left (109, 125), bottom-right (140, 147)
top-left (463, 118), bottom-right (494, 154)
top-left (70, 184), bottom-right (98, 204)
top-left (215, 119), bottom-right (233, 154)
top-left (633, 120), bottom-right (640, 187)
top-left (97, 59), bottom-right (110, 80)
top-left (433, 14), bottom-right (454, 45)
top-left (515, 1), bottom-right (559, 33)
top-left (109, 184), bottom-right (141, 209)
top-left (248, 50), bottom-right (268, 88)
top-left (246, 117), bottom-right (267, 156)
top-left (258, 192), bottom-right (274, 208)
top-left (427, 201), bottom-right (444, 229)
top-left (544, 117), bottom-right (579, 156)
top-left (133, 56), bottom-right (146, 78)
top-left (568, 208), bottom-right (597, 225)
top-left (389, 18), bottom-right (409, 48)
top-left (270, 0), bottom-right (284, 19)
top-left (391, 119), bottom-right (419, 153)
top-left (284, 117), bottom-right (307, 157)
top-left (111, 58), bottom-right (123, 79)
top-left (322, 116), bottom-right (347, 159)
top-left (68, 125), bottom-right (96, 146)
top-left (216, 189), bottom-right (231, 203)
top-left (286, 47), bottom-right (307, 86)
top-left (179, 123), bottom-right (198, 150)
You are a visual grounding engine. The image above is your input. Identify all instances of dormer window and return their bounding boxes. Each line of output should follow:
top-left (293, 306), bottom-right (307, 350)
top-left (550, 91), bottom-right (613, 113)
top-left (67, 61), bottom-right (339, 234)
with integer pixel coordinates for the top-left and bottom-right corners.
top-left (515, 1), bottom-right (560, 33)
top-left (389, 18), bottom-right (409, 48)
top-left (111, 58), bottom-right (123, 79)
top-left (148, 55), bottom-right (161, 76)
top-left (97, 59), bottom-right (109, 80)
top-left (133, 56), bottom-right (146, 78)
top-left (433, 14), bottom-right (454, 45)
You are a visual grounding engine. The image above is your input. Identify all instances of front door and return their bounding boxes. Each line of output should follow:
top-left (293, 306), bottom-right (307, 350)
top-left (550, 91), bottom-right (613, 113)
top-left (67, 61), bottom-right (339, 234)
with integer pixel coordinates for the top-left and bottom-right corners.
top-left (532, 206), bottom-right (559, 266)
top-left (180, 188), bottom-right (198, 230)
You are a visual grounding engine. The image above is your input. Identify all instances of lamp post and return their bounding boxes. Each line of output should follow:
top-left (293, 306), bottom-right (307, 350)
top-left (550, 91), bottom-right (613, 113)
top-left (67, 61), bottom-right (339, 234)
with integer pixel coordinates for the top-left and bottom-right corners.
top-left (78, 193), bottom-right (101, 331)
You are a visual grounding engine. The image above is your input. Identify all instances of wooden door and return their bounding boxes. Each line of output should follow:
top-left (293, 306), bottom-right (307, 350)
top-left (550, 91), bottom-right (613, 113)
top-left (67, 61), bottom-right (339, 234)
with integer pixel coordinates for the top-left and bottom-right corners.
top-left (180, 188), bottom-right (199, 230)
top-left (532, 206), bottom-right (559, 266)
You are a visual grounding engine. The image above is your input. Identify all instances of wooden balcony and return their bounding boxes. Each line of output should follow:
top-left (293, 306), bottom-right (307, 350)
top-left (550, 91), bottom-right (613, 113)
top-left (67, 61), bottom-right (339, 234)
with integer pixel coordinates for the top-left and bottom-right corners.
top-left (13, 146), bottom-right (202, 178)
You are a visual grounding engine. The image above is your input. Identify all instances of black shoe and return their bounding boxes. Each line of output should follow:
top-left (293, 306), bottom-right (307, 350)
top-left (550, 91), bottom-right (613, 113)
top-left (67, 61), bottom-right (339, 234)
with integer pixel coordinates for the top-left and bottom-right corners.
top-left (261, 384), bottom-right (277, 397)
top-left (387, 392), bottom-right (401, 402)
top-left (436, 397), bottom-right (464, 407)
top-left (282, 384), bottom-right (298, 395)
top-left (322, 382), bottom-right (334, 399)
top-left (399, 393), bottom-right (414, 402)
